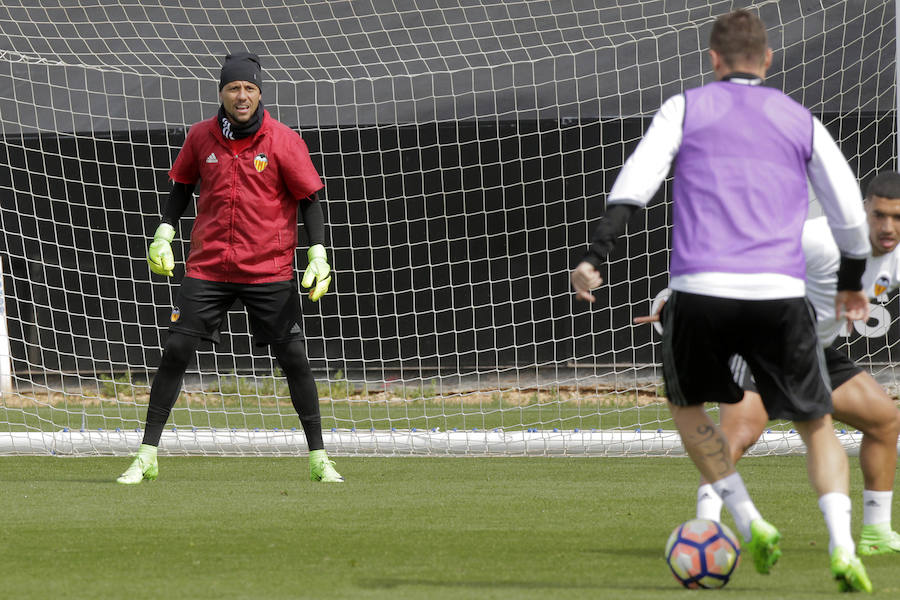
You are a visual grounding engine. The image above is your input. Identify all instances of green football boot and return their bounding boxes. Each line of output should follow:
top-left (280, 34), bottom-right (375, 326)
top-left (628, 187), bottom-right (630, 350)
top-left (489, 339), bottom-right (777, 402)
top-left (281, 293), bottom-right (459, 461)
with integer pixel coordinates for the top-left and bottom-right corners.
top-left (831, 546), bottom-right (873, 593)
top-left (746, 518), bottom-right (782, 574)
top-left (116, 444), bottom-right (159, 485)
top-left (309, 449), bottom-right (344, 483)
top-left (858, 523), bottom-right (900, 556)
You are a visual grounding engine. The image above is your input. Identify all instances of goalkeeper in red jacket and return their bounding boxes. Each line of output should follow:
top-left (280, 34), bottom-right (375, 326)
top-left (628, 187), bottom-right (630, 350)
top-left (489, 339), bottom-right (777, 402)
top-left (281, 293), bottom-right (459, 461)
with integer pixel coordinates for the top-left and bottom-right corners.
top-left (117, 51), bottom-right (342, 484)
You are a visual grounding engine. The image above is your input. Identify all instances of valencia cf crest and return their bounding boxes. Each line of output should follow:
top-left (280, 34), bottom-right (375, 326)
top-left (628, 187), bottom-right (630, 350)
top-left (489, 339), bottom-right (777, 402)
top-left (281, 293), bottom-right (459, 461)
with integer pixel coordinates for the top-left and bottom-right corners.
top-left (874, 274), bottom-right (890, 298)
top-left (253, 153), bottom-right (268, 172)
top-left (170, 307), bottom-right (181, 323)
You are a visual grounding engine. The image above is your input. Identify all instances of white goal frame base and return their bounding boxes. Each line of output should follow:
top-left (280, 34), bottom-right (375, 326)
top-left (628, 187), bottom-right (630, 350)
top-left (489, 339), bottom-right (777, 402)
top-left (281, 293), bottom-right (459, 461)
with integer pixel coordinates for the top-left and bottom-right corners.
top-left (0, 429), bottom-right (871, 457)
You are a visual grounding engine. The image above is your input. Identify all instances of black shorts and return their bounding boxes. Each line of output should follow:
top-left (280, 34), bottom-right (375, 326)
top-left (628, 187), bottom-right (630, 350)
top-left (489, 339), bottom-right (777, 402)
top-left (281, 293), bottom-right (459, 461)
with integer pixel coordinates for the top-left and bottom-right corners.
top-left (731, 345), bottom-right (863, 393)
top-left (168, 276), bottom-right (304, 346)
top-left (660, 290), bottom-right (832, 421)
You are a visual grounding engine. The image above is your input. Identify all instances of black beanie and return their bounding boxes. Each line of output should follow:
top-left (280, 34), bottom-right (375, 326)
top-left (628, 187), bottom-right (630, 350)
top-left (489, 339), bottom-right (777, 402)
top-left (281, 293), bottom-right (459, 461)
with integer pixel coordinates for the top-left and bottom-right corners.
top-left (219, 51), bottom-right (262, 90)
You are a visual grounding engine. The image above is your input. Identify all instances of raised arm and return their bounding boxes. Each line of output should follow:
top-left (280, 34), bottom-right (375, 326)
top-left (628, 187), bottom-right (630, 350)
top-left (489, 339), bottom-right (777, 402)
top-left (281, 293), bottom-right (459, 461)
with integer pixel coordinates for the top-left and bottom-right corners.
top-left (572, 95), bottom-right (684, 300)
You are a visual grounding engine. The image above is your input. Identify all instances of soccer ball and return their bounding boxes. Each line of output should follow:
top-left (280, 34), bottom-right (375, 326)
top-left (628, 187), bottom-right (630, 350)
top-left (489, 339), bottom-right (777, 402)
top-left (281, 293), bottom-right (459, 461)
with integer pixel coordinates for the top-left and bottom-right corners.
top-left (665, 518), bottom-right (741, 589)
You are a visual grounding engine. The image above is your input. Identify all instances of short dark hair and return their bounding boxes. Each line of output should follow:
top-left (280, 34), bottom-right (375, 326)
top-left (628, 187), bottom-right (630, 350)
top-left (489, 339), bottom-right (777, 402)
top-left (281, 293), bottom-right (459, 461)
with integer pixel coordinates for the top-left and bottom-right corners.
top-left (709, 10), bottom-right (768, 68)
top-left (865, 171), bottom-right (900, 201)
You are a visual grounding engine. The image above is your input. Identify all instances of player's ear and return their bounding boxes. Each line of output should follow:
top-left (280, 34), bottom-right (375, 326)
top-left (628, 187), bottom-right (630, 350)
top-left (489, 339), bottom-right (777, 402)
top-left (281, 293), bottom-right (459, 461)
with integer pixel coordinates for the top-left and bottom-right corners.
top-left (762, 47), bottom-right (773, 71)
top-left (708, 49), bottom-right (724, 77)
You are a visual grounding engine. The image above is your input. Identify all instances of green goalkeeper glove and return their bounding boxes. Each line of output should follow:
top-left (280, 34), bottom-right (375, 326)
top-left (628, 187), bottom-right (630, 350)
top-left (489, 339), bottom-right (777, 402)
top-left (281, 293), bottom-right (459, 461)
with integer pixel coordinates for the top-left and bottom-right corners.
top-left (301, 244), bottom-right (331, 302)
top-left (147, 223), bottom-right (176, 277)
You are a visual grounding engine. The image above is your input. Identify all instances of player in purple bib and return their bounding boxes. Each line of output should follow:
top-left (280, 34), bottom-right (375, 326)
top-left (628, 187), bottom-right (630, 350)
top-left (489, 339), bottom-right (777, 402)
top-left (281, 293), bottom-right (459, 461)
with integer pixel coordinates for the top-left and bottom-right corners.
top-left (571, 9), bottom-right (873, 592)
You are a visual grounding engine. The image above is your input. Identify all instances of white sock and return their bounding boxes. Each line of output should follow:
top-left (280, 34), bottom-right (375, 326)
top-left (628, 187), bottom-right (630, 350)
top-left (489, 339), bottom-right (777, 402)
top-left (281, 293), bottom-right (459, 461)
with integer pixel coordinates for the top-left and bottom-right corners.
top-left (712, 472), bottom-right (761, 541)
top-left (862, 490), bottom-right (893, 527)
top-left (696, 483), bottom-right (723, 521)
top-left (819, 492), bottom-right (854, 554)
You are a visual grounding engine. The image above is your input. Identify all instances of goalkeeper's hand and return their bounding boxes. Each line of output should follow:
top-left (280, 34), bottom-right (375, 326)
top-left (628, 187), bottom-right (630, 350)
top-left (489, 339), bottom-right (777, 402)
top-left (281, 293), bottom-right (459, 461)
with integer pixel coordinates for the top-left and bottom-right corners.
top-left (301, 244), bottom-right (332, 302)
top-left (147, 223), bottom-right (176, 277)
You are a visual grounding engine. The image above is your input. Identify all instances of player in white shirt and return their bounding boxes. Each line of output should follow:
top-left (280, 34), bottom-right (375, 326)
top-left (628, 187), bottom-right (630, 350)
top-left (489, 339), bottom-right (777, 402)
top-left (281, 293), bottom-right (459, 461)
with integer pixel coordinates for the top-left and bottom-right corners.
top-left (707, 172), bottom-right (900, 556)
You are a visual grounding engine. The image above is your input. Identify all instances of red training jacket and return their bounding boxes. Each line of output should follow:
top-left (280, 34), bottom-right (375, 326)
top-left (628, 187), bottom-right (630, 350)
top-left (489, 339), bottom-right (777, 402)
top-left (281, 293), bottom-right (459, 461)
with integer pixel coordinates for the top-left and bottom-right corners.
top-left (169, 110), bottom-right (324, 283)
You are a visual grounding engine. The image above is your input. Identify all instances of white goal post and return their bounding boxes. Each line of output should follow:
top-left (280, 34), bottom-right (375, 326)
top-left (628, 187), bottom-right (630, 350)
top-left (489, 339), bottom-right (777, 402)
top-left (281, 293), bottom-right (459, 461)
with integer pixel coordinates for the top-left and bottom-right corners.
top-left (0, 1), bottom-right (896, 456)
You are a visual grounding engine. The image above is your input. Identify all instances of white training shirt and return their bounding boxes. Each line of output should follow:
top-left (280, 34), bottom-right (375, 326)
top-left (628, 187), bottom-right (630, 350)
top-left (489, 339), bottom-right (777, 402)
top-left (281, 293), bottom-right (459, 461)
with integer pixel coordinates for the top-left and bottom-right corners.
top-left (803, 216), bottom-right (900, 346)
top-left (607, 78), bottom-right (870, 300)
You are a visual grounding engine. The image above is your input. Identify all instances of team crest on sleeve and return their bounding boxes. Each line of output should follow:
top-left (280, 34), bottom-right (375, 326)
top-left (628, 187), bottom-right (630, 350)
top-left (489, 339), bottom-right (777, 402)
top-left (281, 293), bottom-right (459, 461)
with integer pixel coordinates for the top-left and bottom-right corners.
top-left (874, 274), bottom-right (890, 299)
top-left (170, 307), bottom-right (181, 323)
top-left (253, 153), bottom-right (268, 172)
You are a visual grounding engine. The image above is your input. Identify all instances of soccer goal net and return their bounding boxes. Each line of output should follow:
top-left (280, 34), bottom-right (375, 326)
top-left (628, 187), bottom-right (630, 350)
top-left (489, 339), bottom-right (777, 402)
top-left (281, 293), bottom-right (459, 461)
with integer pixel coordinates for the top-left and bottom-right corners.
top-left (0, 0), bottom-right (896, 456)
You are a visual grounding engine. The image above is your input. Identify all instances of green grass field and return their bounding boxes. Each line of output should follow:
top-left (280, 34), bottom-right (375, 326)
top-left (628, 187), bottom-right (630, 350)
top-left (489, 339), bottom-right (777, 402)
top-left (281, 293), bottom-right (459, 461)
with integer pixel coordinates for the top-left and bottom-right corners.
top-left (7, 390), bottom-right (820, 435)
top-left (0, 395), bottom-right (674, 434)
top-left (3, 456), bottom-right (899, 599)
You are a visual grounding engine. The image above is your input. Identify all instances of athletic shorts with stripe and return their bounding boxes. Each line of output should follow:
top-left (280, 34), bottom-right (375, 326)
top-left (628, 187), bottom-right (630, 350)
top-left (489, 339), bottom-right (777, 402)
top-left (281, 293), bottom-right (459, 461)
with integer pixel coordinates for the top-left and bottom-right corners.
top-left (730, 345), bottom-right (863, 394)
top-left (660, 290), bottom-right (832, 421)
